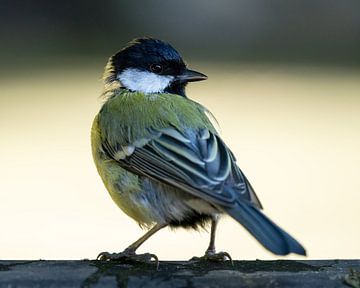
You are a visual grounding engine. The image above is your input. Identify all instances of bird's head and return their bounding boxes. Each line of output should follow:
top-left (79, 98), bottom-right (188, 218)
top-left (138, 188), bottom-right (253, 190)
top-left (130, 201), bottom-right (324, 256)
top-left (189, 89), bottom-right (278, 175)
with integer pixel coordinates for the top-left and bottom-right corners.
top-left (103, 38), bottom-right (207, 97)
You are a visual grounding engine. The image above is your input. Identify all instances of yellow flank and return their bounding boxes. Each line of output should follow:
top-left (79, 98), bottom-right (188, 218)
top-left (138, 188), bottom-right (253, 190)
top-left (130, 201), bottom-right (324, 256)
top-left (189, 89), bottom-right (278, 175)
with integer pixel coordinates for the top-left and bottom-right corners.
top-left (91, 115), bottom-right (155, 227)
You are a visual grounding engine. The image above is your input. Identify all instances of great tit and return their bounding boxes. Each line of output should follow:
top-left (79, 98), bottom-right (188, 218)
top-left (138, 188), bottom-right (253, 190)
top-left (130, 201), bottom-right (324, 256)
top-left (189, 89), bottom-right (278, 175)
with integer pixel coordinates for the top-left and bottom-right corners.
top-left (91, 37), bottom-right (306, 263)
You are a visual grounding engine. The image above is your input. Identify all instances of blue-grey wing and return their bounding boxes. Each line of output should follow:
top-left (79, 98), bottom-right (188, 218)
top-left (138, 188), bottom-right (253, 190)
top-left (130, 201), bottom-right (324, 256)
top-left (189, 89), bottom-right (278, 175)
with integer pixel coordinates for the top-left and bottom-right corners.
top-left (103, 127), bottom-right (262, 209)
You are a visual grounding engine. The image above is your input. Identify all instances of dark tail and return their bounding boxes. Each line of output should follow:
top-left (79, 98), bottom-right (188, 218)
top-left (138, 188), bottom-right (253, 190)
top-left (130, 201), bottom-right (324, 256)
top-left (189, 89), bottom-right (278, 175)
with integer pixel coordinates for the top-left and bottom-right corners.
top-left (225, 201), bottom-right (306, 255)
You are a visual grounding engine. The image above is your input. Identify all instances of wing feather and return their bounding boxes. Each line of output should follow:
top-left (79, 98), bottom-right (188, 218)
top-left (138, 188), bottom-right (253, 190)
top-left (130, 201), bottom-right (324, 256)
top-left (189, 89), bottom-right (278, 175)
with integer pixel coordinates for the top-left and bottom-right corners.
top-left (102, 126), bottom-right (262, 208)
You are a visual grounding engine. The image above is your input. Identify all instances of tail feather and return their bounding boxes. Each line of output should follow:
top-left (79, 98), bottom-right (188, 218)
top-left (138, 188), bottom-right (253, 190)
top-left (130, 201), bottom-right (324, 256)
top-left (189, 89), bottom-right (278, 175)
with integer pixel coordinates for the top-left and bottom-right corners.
top-left (225, 201), bottom-right (306, 255)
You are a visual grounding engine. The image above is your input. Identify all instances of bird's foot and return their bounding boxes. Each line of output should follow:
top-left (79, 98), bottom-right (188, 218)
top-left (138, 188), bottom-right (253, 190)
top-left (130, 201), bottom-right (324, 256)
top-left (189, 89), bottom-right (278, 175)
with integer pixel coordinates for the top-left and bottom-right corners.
top-left (97, 249), bottom-right (159, 268)
top-left (190, 251), bottom-right (233, 265)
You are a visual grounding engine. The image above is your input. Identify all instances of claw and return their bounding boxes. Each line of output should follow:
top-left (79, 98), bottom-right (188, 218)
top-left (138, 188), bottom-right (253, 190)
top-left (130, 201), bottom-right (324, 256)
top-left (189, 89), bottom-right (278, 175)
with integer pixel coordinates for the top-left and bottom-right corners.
top-left (190, 251), bottom-right (233, 265)
top-left (97, 252), bottom-right (111, 261)
top-left (219, 251), bottom-right (233, 266)
top-left (96, 250), bottom-right (159, 268)
top-left (147, 253), bottom-right (159, 270)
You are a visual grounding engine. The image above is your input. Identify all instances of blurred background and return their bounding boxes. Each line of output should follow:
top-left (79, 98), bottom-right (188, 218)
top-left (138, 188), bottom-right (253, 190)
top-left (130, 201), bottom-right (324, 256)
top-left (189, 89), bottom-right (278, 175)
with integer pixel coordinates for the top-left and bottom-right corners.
top-left (1, 0), bottom-right (359, 260)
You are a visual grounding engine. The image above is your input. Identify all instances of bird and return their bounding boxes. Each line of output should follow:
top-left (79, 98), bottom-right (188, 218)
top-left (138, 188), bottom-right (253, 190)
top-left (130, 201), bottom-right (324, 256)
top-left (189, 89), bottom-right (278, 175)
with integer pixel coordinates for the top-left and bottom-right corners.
top-left (91, 37), bottom-right (306, 263)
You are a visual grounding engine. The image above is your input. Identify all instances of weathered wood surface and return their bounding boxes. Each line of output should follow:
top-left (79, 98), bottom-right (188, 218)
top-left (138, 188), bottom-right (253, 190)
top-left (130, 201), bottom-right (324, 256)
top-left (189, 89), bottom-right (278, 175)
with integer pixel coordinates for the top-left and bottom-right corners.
top-left (0, 260), bottom-right (359, 288)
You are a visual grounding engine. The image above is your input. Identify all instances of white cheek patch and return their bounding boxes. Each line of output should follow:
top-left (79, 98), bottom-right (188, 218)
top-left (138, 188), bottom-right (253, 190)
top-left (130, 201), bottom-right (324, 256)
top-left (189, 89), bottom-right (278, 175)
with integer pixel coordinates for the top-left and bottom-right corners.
top-left (118, 68), bottom-right (174, 94)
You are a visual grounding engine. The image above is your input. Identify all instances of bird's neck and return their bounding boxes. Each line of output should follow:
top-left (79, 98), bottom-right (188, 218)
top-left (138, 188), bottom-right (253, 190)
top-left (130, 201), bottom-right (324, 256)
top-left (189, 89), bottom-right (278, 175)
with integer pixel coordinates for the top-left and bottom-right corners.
top-left (164, 82), bottom-right (187, 97)
top-left (102, 79), bottom-right (188, 99)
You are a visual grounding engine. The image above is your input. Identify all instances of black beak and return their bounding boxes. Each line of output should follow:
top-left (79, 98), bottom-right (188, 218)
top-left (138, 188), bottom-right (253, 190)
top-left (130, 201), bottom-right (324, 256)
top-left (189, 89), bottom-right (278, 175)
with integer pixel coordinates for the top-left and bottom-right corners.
top-left (175, 69), bottom-right (208, 83)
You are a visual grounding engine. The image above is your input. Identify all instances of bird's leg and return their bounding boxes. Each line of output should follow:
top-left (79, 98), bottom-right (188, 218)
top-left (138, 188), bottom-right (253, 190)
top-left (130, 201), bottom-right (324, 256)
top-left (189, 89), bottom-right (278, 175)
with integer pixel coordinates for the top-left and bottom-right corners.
top-left (190, 215), bottom-right (233, 263)
top-left (205, 215), bottom-right (218, 255)
top-left (97, 223), bottom-right (167, 266)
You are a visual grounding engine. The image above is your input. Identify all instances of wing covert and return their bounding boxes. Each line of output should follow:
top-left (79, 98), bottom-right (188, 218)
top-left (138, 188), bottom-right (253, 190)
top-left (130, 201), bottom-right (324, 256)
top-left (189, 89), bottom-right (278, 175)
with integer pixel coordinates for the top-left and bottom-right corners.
top-left (103, 126), bottom-right (262, 208)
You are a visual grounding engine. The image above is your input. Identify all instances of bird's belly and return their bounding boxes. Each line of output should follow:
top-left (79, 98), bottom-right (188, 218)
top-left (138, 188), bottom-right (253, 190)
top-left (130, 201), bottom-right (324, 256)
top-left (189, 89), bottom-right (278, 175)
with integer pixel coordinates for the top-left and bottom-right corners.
top-left (96, 157), bottom-right (218, 228)
top-left (140, 177), bottom-right (219, 228)
top-left (94, 159), bottom-right (150, 225)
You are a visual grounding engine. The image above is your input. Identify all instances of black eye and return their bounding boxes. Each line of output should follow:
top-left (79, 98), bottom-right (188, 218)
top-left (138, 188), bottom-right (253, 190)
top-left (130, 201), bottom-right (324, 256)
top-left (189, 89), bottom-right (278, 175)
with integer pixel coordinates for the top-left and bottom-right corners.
top-left (150, 64), bottom-right (163, 74)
